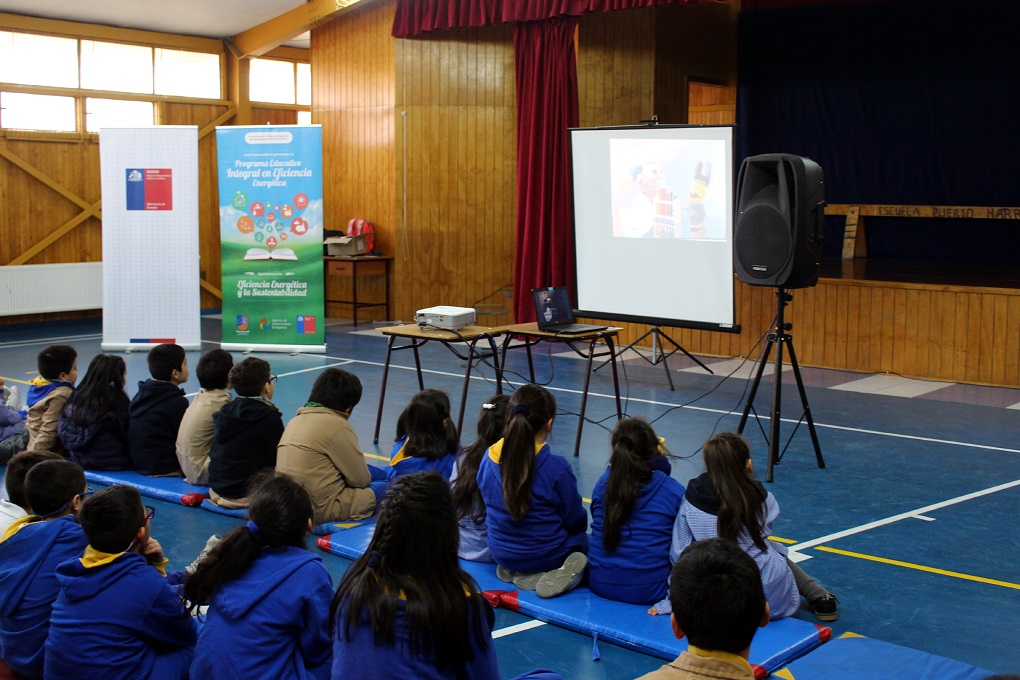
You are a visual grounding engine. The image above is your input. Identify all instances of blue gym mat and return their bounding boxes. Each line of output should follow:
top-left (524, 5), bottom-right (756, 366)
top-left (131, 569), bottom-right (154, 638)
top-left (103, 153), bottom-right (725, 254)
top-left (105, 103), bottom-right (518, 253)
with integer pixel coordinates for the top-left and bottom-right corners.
top-left (83, 469), bottom-right (208, 505)
top-left (773, 633), bottom-right (996, 680)
top-left (317, 524), bottom-right (829, 677)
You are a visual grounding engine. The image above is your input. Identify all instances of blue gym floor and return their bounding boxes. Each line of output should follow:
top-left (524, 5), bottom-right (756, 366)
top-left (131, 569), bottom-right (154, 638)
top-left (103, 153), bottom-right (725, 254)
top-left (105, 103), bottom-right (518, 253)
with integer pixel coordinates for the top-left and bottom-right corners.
top-left (2, 314), bottom-right (1019, 677)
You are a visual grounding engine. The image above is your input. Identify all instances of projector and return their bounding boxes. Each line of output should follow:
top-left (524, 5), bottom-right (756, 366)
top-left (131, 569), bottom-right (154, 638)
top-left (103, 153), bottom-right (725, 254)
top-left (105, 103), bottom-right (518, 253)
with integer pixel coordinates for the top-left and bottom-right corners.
top-left (414, 306), bottom-right (476, 330)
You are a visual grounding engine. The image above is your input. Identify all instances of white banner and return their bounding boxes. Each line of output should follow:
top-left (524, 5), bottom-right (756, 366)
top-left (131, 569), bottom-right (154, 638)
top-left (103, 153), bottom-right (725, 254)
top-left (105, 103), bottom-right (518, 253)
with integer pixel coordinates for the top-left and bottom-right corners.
top-left (99, 127), bottom-right (201, 351)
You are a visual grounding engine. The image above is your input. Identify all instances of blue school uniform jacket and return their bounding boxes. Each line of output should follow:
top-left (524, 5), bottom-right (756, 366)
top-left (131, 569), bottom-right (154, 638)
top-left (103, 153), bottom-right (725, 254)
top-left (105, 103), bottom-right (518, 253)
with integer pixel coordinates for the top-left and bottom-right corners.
top-left (386, 435), bottom-right (457, 481)
top-left (191, 546), bottom-right (333, 679)
top-left (59, 396), bottom-right (132, 471)
top-left (44, 549), bottom-right (197, 680)
top-left (588, 467), bottom-right (685, 605)
top-left (476, 439), bottom-right (588, 573)
top-left (128, 379), bottom-right (188, 476)
top-left (0, 516), bottom-right (88, 678)
top-left (332, 595), bottom-right (500, 679)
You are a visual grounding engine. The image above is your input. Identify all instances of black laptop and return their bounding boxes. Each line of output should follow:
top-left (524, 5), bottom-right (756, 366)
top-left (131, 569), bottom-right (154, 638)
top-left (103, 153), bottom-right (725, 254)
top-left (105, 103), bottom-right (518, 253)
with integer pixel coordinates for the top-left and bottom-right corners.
top-left (532, 287), bottom-right (608, 334)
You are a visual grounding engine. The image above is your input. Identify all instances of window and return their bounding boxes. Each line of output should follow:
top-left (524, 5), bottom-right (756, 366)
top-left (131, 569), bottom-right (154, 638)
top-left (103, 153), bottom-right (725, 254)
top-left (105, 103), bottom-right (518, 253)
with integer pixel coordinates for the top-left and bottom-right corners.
top-left (80, 40), bottom-right (154, 94)
top-left (0, 31), bottom-right (78, 88)
top-left (249, 58), bottom-right (296, 104)
top-left (297, 110), bottom-right (312, 125)
top-left (85, 98), bottom-right (154, 132)
top-left (0, 92), bottom-right (77, 132)
top-left (297, 63), bottom-right (311, 105)
top-left (155, 48), bottom-right (221, 99)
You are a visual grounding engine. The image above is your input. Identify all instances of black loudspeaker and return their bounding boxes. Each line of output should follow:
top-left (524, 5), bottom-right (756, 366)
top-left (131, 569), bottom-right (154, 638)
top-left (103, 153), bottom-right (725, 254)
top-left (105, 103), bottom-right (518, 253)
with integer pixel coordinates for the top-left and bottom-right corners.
top-left (734, 154), bottom-right (825, 288)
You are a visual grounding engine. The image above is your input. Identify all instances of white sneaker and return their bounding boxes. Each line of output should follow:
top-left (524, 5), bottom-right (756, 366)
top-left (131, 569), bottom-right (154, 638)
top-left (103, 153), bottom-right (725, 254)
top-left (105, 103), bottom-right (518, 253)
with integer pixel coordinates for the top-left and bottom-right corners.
top-left (186, 534), bottom-right (222, 574)
top-left (2, 385), bottom-right (20, 411)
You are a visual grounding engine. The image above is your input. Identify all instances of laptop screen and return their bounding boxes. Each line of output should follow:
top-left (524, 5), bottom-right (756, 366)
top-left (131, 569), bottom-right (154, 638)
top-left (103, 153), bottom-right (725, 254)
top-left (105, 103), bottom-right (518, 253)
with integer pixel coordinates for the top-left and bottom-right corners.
top-left (532, 287), bottom-right (575, 328)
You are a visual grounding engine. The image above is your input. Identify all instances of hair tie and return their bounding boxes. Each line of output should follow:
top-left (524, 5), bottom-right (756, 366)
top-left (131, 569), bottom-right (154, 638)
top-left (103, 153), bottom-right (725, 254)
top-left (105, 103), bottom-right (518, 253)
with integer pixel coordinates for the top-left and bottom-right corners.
top-left (618, 435), bottom-right (633, 448)
top-left (512, 403), bottom-right (530, 417)
top-left (481, 402), bottom-right (496, 410)
top-left (367, 550), bottom-right (382, 568)
top-left (246, 520), bottom-right (259, 535)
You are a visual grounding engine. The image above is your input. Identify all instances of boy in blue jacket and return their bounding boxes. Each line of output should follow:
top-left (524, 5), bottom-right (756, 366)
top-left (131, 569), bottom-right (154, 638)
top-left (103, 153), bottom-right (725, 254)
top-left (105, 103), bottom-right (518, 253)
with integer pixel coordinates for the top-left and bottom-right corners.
top-left (0, 460), bottom-right (89, 679)
top-left (129, 343), bottom-right (189, 476)
top-left (44, 484), bottom-right (197, 680)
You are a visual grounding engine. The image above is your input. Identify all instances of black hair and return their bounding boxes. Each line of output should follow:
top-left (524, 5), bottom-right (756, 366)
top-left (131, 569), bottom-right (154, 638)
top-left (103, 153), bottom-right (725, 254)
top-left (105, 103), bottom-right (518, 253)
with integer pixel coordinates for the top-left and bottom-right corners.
top-left (229, 357), bottom-right (271, 397)
top-left (452, 395), bottom-right (509, 522)
top-left (78, 485), bottom-right (144, 553)
top-left (331, 472), bottom-right (490, 668)
top-left (602, 418), bottom-right (660, 551)
top-left (147, 343), bottom-right (186, 381)
top-left (703, 432), bottom-right (767, 552)
top-left (66, 354), bottom-right (129, 427)
top-left (669, 538), bottom-right (766, 655)
top-left (7, 450), bottom-right (64, 511)
top-left (196, 349), bottom-right (233, 390)
top-left (500, 384), bottom-right (556, 521)
top-left (183, 471), bottom-right (313, 613)
top-left (25, 460), bottom-right (85, 518)
top-left (308, 367), bottom-right (362, 412)
top-left (37, 344), bottom-right (77, 380)
top-left (395, 389), bottom-right (459, 462)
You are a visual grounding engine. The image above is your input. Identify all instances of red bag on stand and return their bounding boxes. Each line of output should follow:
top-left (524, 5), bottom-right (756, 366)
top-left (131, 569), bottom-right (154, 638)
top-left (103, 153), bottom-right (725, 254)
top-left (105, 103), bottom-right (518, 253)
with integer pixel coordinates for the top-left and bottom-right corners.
top-left (346, 218), bottom-right (375, 253)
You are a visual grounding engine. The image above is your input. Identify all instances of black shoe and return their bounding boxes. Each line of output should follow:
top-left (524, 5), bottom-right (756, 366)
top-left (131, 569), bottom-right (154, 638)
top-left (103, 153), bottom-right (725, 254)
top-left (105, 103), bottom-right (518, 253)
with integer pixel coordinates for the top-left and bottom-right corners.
top-left (810, 593), bottom-right (839, 621)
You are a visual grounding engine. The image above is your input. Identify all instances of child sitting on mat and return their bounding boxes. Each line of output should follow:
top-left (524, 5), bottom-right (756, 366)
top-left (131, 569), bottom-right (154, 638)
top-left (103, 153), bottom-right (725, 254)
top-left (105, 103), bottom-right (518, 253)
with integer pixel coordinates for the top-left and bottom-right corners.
top-left (128, 343), bottom-right (189, 476)
top-left (450, 395), bottom-right (509, 563)
top-left (651, 432), bottom-right (838, 621)
top-left (0, 450), bottom-right (62, 536)
top-left (330, 472), bottom-right (562, 680)
top-left (184, 471), bottom-right (333, 679)
top-left (589, 418), bottom-right (685, 605)
top-left (0, 460), bottom-right (89, 679)
top-left (0, 376), bottom-right (27, 463)
top-left (44, 485), bottom-right (197, 680)
top-left (476, 383), bottom-right (588, 599)
top-left (25, 344), bottom-right (77, 456)
top-left (208, 357), bottom-right (284, 508)
top-left (276, 368), bottom-right (387, 524)
top-left (58, 354), bottom-right (132, 471)
top-left (638, 538), bottom-right (770, 680)
top-left (387, 389), bottom-right (459, 481)
top-left (175, 349), bottom-right (233, 485)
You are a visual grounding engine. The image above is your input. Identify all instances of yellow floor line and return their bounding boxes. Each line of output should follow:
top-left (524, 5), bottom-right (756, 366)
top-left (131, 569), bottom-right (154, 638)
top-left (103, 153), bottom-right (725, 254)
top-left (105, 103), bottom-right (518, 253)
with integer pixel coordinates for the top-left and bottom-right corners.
top-left (363, 452), bottom-right (389, 462)
top-left (0, 375), bottom-right (31, 385)
top-left (814, 545), bottom-right (1020, 590)
top-left (769, 535), bottom-right (797, 544)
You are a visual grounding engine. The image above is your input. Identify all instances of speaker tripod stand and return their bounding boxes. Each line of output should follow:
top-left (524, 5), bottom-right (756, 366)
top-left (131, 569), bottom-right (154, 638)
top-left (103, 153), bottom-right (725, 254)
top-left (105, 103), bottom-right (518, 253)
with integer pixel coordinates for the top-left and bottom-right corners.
top-left (596, 326), bottom-right (712, 390)
top-left (737, 288), bottom-right (824, 482)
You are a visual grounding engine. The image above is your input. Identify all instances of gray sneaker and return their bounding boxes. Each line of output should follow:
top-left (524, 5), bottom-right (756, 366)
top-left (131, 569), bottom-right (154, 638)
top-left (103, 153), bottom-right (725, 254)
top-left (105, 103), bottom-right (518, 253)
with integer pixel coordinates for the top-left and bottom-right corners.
top-left (536, 553), bottom-right (587, 599)
top-left (496, 564), bottom-right (544, 591)
top-left (186, 534), bottom-right (222, 574)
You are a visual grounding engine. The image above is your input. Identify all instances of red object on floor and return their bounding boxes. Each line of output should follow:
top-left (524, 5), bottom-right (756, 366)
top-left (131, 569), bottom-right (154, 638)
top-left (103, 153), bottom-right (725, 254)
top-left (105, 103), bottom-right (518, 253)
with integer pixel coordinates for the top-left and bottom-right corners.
top-left (180, 492), bottom-right (206, 507)
top-left (316, 536), bottom-right (334, 551)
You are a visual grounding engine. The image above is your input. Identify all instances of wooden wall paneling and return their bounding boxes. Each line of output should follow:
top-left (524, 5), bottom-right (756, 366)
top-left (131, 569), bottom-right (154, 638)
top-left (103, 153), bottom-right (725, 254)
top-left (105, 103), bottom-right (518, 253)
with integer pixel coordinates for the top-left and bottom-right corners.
top-left (988, 293), bottom-right (1007, 382)
top-left (1005, 296), bottom-right (1020, 385)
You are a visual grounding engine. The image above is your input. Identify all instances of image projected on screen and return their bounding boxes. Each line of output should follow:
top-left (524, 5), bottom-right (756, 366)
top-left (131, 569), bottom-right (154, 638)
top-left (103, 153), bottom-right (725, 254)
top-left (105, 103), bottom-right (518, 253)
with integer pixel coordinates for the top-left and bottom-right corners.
top-left (570, 125), bottom-right (736, 331)
top-left (610, 139), bottom-right (726, 240)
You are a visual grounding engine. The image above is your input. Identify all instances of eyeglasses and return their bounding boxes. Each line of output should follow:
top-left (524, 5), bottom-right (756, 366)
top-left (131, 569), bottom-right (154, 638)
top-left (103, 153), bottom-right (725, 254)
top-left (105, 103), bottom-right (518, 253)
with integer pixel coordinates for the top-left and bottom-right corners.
top-left (269, 375), bottom-right (278, 384)
top-left (143, 506), bottom-right (156, 524)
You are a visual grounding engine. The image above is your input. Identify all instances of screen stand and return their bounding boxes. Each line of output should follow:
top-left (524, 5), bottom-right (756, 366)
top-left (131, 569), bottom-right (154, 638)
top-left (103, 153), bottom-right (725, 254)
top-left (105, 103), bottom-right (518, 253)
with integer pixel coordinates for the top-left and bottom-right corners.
top-left (736, 289), bottom-right (825, 482)
top-left (596, 326), bottom-right (713, 391)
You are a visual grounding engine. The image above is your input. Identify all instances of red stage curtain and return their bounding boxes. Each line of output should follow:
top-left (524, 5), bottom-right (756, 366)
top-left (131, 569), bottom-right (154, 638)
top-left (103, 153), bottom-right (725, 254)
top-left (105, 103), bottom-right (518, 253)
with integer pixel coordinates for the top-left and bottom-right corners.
top-left (392, 0), bottom-right (708, 37)
top-left (511, 16), bottom-right (579, 323)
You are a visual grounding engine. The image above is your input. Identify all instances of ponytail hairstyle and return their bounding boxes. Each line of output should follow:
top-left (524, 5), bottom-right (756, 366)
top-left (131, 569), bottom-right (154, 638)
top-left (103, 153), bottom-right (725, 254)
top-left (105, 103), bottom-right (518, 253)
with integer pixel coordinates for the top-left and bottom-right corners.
top-left (395, 389), bottom-right (459, 461)
top-left (500, 383), bottom-right (556, 521)
top-left (452, 394), bottom-right (510, 522)
top-left (702, 432), bottom-right (767, 551)
top-left (602, 418), bottom-right (660, 551)
top-left (331, 472), bottom-right (489, 668)
top-left (183, 471), bottom-right (313, 613)
top-left (67, 354), bottom-right (128, 426)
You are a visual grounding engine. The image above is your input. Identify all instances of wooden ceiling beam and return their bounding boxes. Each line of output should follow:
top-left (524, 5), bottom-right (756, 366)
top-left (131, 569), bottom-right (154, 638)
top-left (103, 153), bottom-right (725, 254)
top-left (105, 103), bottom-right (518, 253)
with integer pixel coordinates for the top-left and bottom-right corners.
top-left (229, 0), bottom-right (372, 58)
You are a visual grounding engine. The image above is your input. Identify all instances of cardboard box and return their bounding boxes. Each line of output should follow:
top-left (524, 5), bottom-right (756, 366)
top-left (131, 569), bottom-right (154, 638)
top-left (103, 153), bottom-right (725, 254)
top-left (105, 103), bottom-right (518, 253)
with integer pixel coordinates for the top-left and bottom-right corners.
top-left (324, 234), bottom-right (370, 256)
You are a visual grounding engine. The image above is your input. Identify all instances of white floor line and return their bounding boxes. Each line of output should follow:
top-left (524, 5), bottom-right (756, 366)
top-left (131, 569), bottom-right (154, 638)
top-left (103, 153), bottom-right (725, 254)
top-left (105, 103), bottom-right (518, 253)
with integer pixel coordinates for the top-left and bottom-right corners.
top-left (787, 478), bottom-right (1020, 555)
top-left (491, 620), bottom-right (547, 639)
top-left (0, 333), bottom-right (102, 349)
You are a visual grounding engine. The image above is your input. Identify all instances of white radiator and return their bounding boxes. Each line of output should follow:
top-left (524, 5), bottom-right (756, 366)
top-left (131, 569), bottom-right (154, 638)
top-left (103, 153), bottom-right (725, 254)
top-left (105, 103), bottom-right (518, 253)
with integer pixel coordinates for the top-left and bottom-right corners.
top-left (0, 263), bottom-right (103, 316)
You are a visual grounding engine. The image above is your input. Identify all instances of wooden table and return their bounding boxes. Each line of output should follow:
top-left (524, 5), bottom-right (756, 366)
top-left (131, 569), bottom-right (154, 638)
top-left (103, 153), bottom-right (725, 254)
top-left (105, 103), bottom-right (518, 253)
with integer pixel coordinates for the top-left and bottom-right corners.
top-left (373, 323), bottom-right (507, 444)
top-left (500, 323), bottom-right (623, 457)
top-left (324, 255), bottom-right (392, 326)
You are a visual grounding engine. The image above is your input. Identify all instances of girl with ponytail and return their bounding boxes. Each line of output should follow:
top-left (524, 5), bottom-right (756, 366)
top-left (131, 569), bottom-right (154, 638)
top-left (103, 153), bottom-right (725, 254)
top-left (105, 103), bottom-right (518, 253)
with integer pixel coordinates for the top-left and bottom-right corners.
top-left (651, 432), bottom-right (838, 621)
top-left (58, 354), bottom-right (131, 470)
top-left (185, 471), bottom-right (333, 678)
top-left (476, 384), bottom-right (588, 599)
top-left (588, 418), bottom-right (685, 605)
